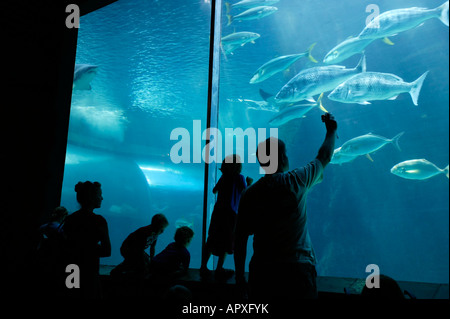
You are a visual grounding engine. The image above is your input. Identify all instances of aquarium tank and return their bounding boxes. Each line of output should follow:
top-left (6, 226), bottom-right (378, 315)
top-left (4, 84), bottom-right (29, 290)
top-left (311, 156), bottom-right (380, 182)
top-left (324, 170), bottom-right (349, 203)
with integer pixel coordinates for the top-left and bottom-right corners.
top-left (61, 0), bottom-right (449, 284)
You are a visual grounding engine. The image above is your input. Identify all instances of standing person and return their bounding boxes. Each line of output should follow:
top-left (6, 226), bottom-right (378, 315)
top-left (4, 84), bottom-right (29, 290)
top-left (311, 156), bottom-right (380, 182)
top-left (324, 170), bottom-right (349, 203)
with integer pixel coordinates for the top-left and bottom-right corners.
top-left (201, 154), bottom-right (253, 280)
top-left (111, 213), bottom-right (169, 278)
top-left (234, 113), bottom-right (337, 300)
top-left (63, 181), bottom-right (111, 298)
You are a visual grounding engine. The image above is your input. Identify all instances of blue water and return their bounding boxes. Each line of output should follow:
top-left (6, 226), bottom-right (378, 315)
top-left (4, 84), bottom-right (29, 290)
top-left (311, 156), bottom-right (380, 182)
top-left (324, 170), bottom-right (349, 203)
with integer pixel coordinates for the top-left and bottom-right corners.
top-left (62, 0), bottom-right (449, 283)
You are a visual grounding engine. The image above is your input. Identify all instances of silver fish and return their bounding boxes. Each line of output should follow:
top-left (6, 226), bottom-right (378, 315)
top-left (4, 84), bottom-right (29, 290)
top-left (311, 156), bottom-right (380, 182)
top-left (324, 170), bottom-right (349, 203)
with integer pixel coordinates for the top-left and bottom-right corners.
top-left (226, 0), bottom-right (280, 12)
top-left (221, 31), bottom-right (260, 55)
top-left (328, 71), bottom-right (429, 106)
top-left (227, 6), bottom-right (278, 26)
top-left (274, 55), bottom-right (366, 104)
top-left (175, 216), bottom-right (194, 229)
top-left (250, 43), bottom-right (318, 84)
top-left (339, 132), bottom-right (404, 157)
top-left (269, 93), bottom-right (328, 126)
top-left (323, 37), bottom-right (375, 64)
top-left (391, 159), bottom-right (449, 180)
top-left (330, 147), bottom-right (359, 165)
top-left (228, 98), bottom-right (278, 112)
top-left (359, 1), bottom-right (449, 40)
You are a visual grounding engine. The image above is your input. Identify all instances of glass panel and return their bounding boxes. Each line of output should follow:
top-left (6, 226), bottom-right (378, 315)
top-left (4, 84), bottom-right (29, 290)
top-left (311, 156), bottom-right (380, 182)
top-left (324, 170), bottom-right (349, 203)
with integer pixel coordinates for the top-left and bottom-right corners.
top-left (62, 0), bottom-right (212, 269)
top-left (217, 0), bottom-right (448, 283)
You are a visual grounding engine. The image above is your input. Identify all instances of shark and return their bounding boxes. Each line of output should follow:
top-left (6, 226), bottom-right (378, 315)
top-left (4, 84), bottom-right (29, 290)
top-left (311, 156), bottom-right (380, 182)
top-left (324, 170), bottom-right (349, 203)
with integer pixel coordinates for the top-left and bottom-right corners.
top-left (73, 64), bottom-right (98, 90)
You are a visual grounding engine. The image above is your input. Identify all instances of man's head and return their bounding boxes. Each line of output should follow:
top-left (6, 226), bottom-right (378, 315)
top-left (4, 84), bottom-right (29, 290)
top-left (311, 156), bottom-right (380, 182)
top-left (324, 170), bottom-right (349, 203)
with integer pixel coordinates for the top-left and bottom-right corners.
top-left (257, 137), bottom-right (289, 174)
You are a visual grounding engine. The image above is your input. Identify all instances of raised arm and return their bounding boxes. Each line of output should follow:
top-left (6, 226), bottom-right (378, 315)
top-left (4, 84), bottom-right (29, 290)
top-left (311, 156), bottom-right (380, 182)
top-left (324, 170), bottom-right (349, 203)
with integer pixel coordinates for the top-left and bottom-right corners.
top-left (316, 113), bottom-right (338, 168)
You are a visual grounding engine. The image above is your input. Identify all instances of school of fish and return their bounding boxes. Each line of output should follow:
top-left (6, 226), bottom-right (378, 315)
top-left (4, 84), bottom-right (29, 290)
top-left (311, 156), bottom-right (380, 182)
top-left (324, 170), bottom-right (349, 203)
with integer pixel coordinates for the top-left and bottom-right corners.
top-left (224, 0), bottom-right (449, 181)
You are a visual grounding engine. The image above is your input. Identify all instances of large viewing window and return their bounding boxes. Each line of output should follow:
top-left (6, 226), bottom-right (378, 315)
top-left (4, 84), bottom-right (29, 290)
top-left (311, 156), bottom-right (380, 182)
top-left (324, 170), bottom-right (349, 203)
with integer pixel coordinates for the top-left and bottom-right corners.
top-left (62, 0), bottom-right (449, 284)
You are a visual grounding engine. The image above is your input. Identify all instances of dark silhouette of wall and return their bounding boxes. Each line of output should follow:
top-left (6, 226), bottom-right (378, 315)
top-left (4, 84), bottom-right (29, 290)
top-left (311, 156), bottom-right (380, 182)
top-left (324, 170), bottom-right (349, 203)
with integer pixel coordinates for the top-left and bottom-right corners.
top-left (1, 0), bottom-right (115, 297)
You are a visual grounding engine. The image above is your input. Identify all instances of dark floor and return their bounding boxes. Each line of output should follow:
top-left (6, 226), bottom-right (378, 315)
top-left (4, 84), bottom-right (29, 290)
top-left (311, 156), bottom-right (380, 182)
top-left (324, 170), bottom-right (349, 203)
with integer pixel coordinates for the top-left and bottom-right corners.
top-left (99, 265), bottom-right (449, 300)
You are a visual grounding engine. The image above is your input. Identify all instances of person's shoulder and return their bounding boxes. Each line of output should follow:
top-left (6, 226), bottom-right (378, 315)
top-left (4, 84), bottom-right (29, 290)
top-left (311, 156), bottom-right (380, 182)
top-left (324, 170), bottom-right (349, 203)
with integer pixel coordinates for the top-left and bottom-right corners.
top-left (92, 213), bottom-right (108, 225)
top-left (63, 210), bottom-right (80, 224)
top-left (292, 158), bottom-right (324, 174)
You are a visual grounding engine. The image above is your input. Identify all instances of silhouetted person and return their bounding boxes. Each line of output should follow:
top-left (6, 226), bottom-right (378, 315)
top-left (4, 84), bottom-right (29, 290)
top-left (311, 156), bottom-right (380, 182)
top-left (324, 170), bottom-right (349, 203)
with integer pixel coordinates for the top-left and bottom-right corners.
top-left (112, 214), bottom-right (169, 278)
top-left (361, 274), bottom-right (406, 299)
top-left (63, 181), bottom-right (111, 298)
top-left (234, 113), bottom-right (337, 300)
top-left (35, 206), bottom-right (68, 295)
top-left (151, 226), bottom-right (194, 279)
top-left (201, 154), bottom-right (253, 280)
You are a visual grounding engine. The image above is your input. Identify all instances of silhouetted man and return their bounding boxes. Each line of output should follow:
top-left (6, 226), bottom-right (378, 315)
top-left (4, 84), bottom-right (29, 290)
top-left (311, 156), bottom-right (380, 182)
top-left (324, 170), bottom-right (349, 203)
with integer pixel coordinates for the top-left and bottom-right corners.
top-left (234, 113), bottom-right (337, 300)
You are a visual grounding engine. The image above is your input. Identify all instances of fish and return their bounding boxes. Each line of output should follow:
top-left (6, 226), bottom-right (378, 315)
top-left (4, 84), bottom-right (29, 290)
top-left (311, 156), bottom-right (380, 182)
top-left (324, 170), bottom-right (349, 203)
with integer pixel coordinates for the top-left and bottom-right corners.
top-left (250, 43), bottom-right (318, 84)
top-left (339, 132), bottom-right (404, 157)
top-left (221, 31), bottom-right (260, 55)
top-left (359, 1), bottom-right (449, 40)
top-left (330, 147), bottom-right (359, 165)
top-left (175, 216), bottom-right (195, 229)
top-left (73, 64), bottom-right (98, 90)
top-left (269, 93), bottom-right (328, 126)
top-left (323, 37), bottom-right (375, 64)
top-left (227, 6), bottom-right (278, 26)
top-left (226, 0), bottom-right (280, 13)
top-left (109, 204), bottom-right (137, 215)
top-left (228, 98), bottom-right (278, 112)
top-left (274, 55), bottom-right (366, 104)
top-left (391, 159), bottom-right (449, 180)
top-left (328, 71), bottom-right (429, 106)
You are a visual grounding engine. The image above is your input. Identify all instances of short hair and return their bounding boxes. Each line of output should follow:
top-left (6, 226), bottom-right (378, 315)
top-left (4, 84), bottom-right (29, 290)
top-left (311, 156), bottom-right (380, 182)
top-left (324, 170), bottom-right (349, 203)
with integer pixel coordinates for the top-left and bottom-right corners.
top-left (50, 206), bottom-right (68, 221)
top-left (74, 181), bottom-right (101, 206)
top-left (151, 213), bottom-right (169, 229)
top-left (220, 154), bottom-right (242, 175)
top-left (174, 226), bottom-right (194, 246)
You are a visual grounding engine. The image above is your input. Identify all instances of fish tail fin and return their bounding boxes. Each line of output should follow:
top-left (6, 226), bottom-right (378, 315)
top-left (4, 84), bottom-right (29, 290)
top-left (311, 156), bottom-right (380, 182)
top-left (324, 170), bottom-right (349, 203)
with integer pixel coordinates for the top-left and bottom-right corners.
top-left (225, 2), bottom-right (231, 15)
top-left (227, 14), bottom-right (233, 26)
top-left (442, 165), bottom-right (449, 178)
top-left (356, 54), bottom-right (367, 73)
top-left (391, 131), bottom-right (405, 152)
top-left (438, 1), bottom-right (449, 27)
top-left (410, 71), bottom-right (429, 106)
top-left (306, 43), bottom-right (318, 63)
top-left (317, 93), bottom-right (328, 112)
